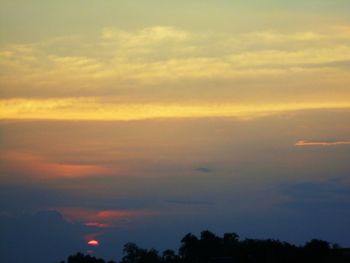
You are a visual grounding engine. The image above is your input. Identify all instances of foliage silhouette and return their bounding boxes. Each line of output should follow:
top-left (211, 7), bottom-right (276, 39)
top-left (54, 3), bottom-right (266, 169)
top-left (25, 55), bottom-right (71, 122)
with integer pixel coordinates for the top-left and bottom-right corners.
top-left (62, 252), bottom-right (116, 263)
top-left (61, 230), bottom-right (350, 263)
top-left (120, 243), bottom-right (161, 263)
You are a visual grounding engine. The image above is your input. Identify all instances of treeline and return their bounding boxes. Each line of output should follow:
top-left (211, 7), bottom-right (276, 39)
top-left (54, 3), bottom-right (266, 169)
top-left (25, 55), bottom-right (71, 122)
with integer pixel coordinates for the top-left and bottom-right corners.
top-left (61, 230), bottom-right (350, 263)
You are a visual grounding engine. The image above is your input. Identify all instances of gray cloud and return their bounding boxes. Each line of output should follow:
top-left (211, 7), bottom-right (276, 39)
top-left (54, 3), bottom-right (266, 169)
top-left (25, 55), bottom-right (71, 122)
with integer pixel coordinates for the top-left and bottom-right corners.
top-left (0, 210), bottom-right (88, 263)
top-left (194, 167), bottom-right (212, 173)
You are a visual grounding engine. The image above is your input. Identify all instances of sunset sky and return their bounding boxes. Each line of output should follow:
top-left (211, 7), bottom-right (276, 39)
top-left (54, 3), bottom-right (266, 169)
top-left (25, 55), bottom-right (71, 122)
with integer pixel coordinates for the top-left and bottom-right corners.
top-left (1, 1), bottom-right (350, 262)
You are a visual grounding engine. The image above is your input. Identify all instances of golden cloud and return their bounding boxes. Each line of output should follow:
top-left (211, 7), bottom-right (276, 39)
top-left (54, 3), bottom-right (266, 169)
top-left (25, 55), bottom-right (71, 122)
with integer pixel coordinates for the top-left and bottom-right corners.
top-left (1, 98), bottom-right (350, 121)
top-left (1, 26), bottom-right (350, 100)
top-left (295, 140), bottom-right (350, 146)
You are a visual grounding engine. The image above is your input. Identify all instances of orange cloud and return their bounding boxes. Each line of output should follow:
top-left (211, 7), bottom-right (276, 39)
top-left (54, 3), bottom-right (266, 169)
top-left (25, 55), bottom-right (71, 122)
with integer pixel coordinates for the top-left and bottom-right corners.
top-left (295, 140), bottom-right (350, 146)
top-left (84, 222), bottom-right (111, 228)
top-left (57, 207), bottom-right (151, 228)
top-left (0, 151), bottom-right (115, 179)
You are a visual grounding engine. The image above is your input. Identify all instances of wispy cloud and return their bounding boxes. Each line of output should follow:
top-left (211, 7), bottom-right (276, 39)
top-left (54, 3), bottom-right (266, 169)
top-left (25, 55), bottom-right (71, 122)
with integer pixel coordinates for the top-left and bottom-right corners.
top-left (1, 98), bottom-right (350, 121)
top-left (84, 222), bottom-right (111, 228)
top-left (1, 26), bottom-right (350, 102)
top-left (57, 207), bottom-right (155, 228)
top-left (0, 151), bottom-right (117, 178)
top-left (195, 167), bottom-right (212, 173)
top-left (295, 140), bottom-right (350, 146)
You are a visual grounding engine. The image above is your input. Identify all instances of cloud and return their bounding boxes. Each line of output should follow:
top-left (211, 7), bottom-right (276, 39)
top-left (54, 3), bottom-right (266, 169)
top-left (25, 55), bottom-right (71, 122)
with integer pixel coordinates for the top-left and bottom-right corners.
top-left (165, 199), bottom-right (210, 206)
top-left (0, 210), bottom-right (88, 263)
top-left (57, 207), bottom-right (154, 228)
top-left (280, 179), bottom-right (350, 214)
top-left (1, 98), bottom-right (350, 121)
top-left (194, 167), bottom-right (212, 173)
top-left (101, 26), bottom-right (191, 44)
top-left (295, 140), bottom-right (350, 146)
top-left (0, 151), bottom-right (117, 179)
top-left (84, 222), bottom-right (111, 228)
top-left (1, 26), bottom-right (350, 102)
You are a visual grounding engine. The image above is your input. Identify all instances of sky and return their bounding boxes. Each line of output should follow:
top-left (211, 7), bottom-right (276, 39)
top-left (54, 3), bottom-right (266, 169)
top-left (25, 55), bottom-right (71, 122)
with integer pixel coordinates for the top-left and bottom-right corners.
top-left (0, 1), bottom-right (350, 262)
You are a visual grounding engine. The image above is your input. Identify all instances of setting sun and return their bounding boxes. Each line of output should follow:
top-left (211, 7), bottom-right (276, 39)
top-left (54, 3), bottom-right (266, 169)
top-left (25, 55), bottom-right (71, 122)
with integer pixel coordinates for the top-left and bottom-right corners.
top-left (87, 240), bottom-right (100, 246)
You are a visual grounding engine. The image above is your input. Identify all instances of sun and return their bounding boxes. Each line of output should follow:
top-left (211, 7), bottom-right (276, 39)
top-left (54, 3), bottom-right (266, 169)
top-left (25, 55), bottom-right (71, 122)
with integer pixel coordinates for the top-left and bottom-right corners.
top-left (87, 240), bottom-right (100, 246)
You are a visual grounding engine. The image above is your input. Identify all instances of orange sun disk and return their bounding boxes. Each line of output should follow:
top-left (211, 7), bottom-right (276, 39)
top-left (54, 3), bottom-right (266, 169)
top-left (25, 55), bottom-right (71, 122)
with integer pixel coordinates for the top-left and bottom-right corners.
top-left (88, 240), bottom-right (100, 246)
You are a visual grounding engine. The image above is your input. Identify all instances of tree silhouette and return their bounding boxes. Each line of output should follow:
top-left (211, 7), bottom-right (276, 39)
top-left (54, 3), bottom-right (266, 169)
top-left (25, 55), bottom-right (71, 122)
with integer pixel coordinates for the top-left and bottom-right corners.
top-left (162, 249), bottom-right (180, 263)
top-left (120, 242), bottom-right (161, 263)
top-left (61, 231), bottom-right (350, 263)
top-left (304, 239), bottom-right (331, 263)
top-left (179, 233), bottom-right (200, 263)
top-left (64, 252), bottom-right (112, 263)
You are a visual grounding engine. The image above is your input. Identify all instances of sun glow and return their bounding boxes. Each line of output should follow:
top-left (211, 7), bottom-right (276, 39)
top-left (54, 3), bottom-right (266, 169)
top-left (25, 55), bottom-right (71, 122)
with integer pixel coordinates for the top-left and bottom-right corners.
top-left (87, 240), bottom-right (100, 246)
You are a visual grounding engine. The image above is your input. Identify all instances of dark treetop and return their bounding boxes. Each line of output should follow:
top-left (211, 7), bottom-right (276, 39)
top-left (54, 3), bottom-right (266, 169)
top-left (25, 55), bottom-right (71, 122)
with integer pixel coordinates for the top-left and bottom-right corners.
top-left (60, 230), bottom-right (350, 263)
